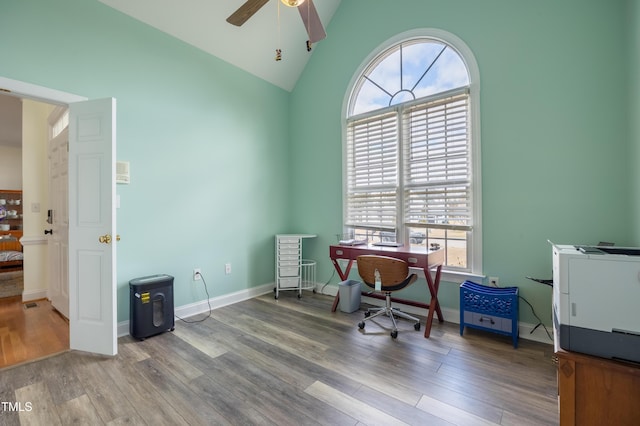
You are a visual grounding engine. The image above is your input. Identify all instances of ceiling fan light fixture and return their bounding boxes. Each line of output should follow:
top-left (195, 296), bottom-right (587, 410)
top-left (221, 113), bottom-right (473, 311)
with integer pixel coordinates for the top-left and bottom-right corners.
top-left (280, 0), bottom-right (306, 7)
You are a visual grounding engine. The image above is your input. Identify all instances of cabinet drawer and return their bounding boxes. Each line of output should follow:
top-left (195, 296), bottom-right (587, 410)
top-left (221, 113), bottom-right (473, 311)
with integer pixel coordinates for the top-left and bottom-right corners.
top-left (278, 242), bottom-right (300, 250)
top-left (464, 311), bottom-right (511, 332)
top-left (278, 277), bottom-right (299, 288)
top-left (278, 237), bottom-right (301, 245)
top-left (279, 267), bottom-right (299, 277)
top-left (278, 254), bottom-right (299, 262)
top-left (278, 248), bottom-right (300, 256)
top-left (278, 260), bottom-right (299, 267)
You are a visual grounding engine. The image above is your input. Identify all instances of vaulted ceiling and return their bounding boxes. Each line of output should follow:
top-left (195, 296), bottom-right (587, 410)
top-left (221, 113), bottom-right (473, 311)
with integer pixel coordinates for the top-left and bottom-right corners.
top-left (99, 0), bottom-right (342, 91)
top-left (2, 1), bottom-right (344, 147)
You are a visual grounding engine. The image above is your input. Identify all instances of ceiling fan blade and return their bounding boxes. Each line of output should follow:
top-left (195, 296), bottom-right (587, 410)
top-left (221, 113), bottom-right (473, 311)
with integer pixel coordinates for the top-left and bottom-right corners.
top-left (298, 0), bottom-right (326, 43)
top-left (227, 0), bottom-right (270, 27)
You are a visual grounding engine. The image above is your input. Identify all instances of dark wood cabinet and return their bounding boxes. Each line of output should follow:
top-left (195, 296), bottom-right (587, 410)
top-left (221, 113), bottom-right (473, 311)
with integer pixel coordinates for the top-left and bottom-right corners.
top-left (557, 350), bottom-right (640, 425)
top-left (0, 189), bottom-right (22, 241)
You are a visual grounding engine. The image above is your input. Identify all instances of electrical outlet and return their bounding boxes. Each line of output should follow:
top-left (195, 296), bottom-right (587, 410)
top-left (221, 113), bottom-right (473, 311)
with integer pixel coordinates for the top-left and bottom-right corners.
top-left (193, 268), bottom-right (202, 281)
top-left (225, 263), bottom-right (231, 275)
top-left (489, 276), bottom-right (499, 287)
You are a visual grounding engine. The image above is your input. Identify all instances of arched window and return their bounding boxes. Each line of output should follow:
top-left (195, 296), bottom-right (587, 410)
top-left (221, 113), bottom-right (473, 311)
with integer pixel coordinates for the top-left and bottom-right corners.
top-left (343, 30), bottom-right (481, 274)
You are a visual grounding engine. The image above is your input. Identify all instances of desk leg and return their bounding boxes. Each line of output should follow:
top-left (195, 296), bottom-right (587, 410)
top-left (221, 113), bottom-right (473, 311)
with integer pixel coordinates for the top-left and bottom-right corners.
top-left (423, 264), bottom-right (444, 338)
top-left (330, 259), bottom-right (353, 312)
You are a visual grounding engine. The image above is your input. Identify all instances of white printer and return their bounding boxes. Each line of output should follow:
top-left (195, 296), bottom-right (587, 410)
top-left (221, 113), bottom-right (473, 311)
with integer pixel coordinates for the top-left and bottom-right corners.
top-left (552, 243), bottom-right (640, 362)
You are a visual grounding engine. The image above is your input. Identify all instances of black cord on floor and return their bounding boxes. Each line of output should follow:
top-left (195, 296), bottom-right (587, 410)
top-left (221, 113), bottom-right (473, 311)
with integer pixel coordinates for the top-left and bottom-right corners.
top-left (175, 272), bottom-right (212, 323)
top-left (518, 295), bottom-right (553, 341)
top-left (492, 282), bottom-right (553, 342)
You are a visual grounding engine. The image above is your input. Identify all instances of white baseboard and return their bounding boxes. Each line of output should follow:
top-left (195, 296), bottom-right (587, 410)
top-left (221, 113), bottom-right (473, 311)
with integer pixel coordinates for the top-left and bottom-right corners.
top-left (22, 289), bottom-right (48, 302)
top-left (118, 282), bottom-right (274, 337)
top-left (316, 283), bottom-right (554, 345)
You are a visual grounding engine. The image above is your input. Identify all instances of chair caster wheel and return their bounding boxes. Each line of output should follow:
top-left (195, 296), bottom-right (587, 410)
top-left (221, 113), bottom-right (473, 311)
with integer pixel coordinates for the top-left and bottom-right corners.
top-left (391, 330), bottom-right (398, 339)
top-left (414, 322), bottom-right (421, 331)
top-left (274, 294), bottom-right (279, 300)
top-left (358, 322), bottom-right (365, 329)
top-left (364, 311), bottom-right (371, 318)
top-left (297, 293), bottom-right (302, 299)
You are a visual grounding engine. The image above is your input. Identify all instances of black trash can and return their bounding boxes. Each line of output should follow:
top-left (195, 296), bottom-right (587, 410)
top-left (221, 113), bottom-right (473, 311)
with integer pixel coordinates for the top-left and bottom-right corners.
top-left (129, 274), bottom-right (175, 340)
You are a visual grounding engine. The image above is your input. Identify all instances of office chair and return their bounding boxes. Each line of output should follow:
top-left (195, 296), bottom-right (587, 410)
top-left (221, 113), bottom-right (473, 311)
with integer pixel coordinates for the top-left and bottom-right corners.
top-left (356, 255), bottom-right (421, 338)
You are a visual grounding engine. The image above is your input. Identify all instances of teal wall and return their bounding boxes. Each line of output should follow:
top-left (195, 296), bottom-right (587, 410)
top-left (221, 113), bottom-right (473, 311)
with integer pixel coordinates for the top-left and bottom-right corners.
top-left (290, 0), bottom-right (633, 327)
top-left (0, 0), bottom-right (291, 322)
top-left (0, 0), bottom-right (636, 329)
top-left (630, 0), bottom-right (640, 243)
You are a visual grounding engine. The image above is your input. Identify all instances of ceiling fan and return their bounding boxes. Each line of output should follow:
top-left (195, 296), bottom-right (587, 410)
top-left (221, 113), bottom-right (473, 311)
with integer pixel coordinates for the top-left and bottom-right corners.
top-left (227, 0), bottom-right (327, 44)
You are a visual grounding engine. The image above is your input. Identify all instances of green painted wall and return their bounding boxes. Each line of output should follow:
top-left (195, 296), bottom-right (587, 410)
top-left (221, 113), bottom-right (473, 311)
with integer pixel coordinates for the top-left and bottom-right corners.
top-left (630, 0), bottom-right (640, 243)
top-left (290, 0), bottom-right (632, 328)
top-left (0, 0), bottom-right (291, 322)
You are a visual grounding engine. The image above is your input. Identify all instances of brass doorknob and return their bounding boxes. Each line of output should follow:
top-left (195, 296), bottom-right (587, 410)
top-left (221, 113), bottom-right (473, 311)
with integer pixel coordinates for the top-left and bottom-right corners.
top-left (116, 235), bottom-right (121, 242)
top-left (98, 234), bottom-right (112, 244)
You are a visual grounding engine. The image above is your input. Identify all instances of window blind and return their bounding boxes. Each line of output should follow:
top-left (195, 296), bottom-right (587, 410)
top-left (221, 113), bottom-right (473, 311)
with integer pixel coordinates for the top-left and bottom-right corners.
top-left (346, 111), bottom-right (398, 230)
top-left (403, 91), bottom-right (471, 230)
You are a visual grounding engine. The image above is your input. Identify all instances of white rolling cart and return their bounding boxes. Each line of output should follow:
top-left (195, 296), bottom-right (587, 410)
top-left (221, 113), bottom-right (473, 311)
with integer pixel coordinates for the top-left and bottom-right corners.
top-left (275, 234), bottom-right (316, 299)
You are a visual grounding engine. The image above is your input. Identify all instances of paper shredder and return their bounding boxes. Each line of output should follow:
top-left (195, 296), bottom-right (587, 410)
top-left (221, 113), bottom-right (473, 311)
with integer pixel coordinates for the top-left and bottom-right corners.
top-left (129, 274), bottom-right (175, 340)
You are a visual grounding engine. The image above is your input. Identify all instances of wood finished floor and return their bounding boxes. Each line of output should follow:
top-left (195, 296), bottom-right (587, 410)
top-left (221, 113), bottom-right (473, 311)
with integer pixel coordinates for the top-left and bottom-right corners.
top-left (0, 292), bottom-right (559, 425)
top-left (0, 297), bottom-right (69, 369)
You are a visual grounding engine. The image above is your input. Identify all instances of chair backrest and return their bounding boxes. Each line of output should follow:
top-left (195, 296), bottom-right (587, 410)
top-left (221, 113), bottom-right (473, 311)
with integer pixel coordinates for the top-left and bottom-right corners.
top-left (356, 255), bottom-right (417, 291)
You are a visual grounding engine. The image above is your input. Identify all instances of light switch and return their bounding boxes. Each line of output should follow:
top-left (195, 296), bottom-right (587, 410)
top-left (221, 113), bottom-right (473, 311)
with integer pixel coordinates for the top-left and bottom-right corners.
top-left (31, 202), bottom-right (40, 213)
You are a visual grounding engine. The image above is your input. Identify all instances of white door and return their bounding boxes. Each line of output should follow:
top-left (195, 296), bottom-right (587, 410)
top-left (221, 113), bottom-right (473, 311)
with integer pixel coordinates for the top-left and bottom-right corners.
top-left (68, 98), bottom-right (117, 356)
top-left (48, 126), bottom-right (70, 319)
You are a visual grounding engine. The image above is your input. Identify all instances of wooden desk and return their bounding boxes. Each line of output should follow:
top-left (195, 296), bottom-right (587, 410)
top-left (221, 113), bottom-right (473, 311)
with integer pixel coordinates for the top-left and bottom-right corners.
top-left (329, 244), bottom-right (445, 338)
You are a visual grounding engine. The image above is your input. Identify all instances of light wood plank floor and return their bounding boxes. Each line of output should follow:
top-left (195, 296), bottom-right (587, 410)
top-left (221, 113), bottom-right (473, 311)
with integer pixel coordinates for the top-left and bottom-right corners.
top-left (0, 297), bottom-right (69, 369)
top-left (0, 293), bottom-right (559, 425)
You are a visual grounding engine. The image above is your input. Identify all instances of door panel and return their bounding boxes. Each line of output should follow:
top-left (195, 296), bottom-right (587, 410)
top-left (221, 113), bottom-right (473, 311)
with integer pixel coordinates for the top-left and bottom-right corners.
top-left (68, 98), bottom-right (117, 356)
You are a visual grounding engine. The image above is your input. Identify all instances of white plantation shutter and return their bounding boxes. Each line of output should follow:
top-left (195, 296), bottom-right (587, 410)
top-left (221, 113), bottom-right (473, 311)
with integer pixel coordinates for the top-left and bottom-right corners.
top-left (403, 89), bottom-right (472, 230)
top-left (345, 90), bottom-right (471, 233)
top-left (346, 111), bottom-right (398, 230)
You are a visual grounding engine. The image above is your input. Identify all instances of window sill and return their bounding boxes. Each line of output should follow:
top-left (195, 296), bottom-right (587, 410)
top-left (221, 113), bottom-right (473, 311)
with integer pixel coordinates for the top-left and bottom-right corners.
top-left (439, 269), bottom-right (485, 285)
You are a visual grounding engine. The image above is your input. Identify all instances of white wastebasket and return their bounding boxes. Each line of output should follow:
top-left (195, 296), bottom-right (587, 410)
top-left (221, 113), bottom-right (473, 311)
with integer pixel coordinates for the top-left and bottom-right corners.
top-left (338, 280), bottom-right (361, 313)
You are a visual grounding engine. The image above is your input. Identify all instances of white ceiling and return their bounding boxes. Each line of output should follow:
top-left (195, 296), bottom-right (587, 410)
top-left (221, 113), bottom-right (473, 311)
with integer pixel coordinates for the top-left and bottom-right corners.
top-left (99, 0), bottom-right (342, 91)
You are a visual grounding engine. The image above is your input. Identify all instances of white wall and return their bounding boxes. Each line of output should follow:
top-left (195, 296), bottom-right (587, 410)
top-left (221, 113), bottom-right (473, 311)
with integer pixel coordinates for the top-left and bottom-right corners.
top-left (0, 145), bottom-right (22, 189)
top-left (21, 99), bottom-right (51, 301)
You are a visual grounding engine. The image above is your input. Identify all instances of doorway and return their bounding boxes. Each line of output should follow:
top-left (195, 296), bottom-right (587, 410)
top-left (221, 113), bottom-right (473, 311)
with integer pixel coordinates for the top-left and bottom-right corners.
top-left (0, 75), bottom-right (117, 362)
top-left (0, 93), bottom-right (70, 368)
